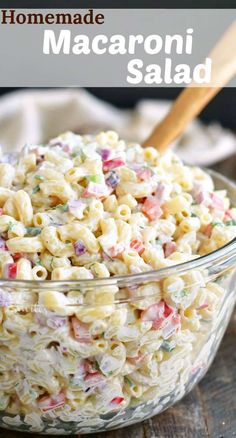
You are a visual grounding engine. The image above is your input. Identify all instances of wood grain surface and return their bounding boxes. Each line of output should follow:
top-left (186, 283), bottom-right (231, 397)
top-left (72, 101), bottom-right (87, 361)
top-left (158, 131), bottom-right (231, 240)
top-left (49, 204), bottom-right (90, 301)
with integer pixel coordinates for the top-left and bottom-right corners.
top-left (1, 157), bottom-right (236, 438)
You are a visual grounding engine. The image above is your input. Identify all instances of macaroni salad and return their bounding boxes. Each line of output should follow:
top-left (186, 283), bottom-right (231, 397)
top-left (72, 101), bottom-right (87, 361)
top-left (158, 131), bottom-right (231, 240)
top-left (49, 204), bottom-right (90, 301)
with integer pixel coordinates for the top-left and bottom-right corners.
top-left (0, 131), bottom-right (236, 433)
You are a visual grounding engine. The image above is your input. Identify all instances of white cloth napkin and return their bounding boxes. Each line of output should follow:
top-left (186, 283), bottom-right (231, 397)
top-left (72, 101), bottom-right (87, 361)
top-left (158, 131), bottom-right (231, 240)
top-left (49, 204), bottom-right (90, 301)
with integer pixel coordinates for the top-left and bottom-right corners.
top-left (0, 88), bottom-right (235, 165)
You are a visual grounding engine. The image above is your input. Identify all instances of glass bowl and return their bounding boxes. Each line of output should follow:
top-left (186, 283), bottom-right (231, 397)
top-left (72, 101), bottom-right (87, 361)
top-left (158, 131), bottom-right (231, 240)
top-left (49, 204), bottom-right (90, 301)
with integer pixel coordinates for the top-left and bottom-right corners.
top-left (0, 170), bottom-right (236, 435)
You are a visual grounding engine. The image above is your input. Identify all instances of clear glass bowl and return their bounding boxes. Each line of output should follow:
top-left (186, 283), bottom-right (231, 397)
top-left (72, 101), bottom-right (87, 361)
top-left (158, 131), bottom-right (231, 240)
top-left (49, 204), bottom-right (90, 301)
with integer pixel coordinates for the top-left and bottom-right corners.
top-left (1, 170), bottom-right (236, 435)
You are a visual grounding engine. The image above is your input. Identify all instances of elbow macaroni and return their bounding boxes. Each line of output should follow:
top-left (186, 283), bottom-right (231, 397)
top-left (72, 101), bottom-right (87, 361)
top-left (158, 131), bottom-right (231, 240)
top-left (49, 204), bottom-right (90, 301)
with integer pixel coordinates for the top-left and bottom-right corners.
top-left (0, 131), bottom-right (235, 433)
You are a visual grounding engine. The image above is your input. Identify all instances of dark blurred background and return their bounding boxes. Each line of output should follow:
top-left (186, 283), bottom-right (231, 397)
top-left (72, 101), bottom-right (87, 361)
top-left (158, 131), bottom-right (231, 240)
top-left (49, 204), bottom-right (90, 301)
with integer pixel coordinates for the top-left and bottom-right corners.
top-left (2, 0), bottom-right (236, 8)
top-left (91, 88), bottom-right (235, 129)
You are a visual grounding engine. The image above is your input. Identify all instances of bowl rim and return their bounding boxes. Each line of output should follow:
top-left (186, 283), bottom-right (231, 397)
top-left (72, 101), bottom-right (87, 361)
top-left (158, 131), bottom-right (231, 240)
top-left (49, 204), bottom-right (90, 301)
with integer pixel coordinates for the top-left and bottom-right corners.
top-left (1, 169), bottom-right (236, 289)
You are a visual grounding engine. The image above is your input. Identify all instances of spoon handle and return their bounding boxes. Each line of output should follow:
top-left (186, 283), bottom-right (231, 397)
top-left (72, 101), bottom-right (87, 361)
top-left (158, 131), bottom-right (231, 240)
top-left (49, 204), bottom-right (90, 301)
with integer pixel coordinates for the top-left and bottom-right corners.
top-left (143, 21), bottom-right (236, 151)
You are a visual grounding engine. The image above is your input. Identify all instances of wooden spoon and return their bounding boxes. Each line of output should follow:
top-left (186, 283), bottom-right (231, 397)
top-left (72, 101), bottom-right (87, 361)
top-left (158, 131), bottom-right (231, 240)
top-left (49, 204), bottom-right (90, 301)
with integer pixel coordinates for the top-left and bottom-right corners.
top-left (143, 21), bottom-right (236, 151)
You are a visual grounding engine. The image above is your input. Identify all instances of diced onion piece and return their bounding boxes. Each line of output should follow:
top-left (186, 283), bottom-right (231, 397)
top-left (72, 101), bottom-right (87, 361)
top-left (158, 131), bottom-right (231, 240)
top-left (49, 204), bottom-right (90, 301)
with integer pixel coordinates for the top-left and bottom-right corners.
top-left (106, 172), bottom-right (120, 188)
top-left (194, 191), bottom-right (207, 205)
top-left (100, 149), bottom-right (111, 161)
top-left (107, 243), bottom-right (124, 258)
top-left (47, 316), bottom-right (67, 329)
top-left (155, 183), bottom-right (171, 204)
top-left (210, 193), bottom-right (225, 210)
top-left (74, 240), bottom-right (87, 257)
top-left (0, 237), bottom-right (7, 251)
top-left (68, 200), bottom-right (86, 219)
top-left (83, 182), bottom-right (111, 199)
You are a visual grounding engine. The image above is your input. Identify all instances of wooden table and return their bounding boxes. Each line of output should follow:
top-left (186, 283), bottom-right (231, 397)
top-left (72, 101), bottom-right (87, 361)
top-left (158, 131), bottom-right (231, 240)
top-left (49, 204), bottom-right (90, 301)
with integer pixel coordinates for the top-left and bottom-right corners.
top-left (1, 156), bottom-right (236, 438)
